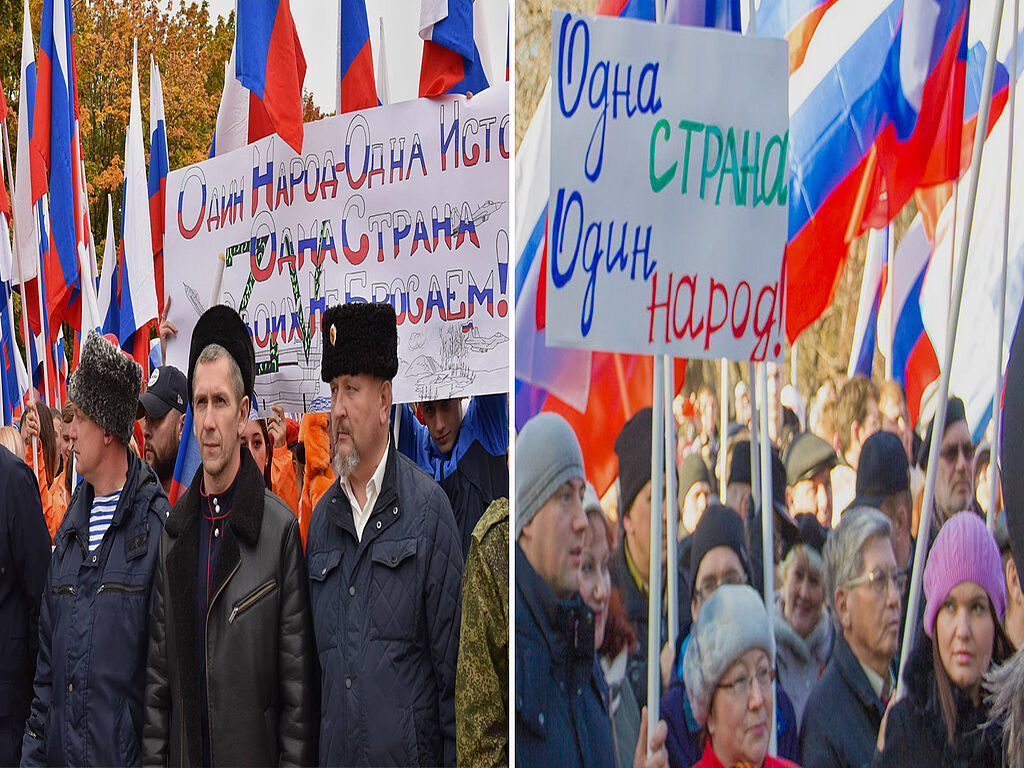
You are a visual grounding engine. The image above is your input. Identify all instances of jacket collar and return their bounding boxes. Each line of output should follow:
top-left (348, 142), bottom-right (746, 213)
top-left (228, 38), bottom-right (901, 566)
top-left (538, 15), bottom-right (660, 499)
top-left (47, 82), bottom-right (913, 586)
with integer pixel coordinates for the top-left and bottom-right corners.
top-left (833, 631), bottom-right (886, 717)
top-left (58, 449), bottom-right (141, 548)
top-left (326, 435), bottom-right (400, 533)
top-left (515, 544), bottom-right (595, 662)
top-left (165, 446), bottom-right (265, 545)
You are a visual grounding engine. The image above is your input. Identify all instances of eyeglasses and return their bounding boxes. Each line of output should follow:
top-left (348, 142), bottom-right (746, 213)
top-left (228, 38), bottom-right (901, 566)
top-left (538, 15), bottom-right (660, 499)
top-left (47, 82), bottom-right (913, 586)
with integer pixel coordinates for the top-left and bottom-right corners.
top-left (718, 667), bottom-right (774, 699)
top-left (695, 571), bottom-right (746, 602)
top-left (939, 441), bottom-right (975, 464)
top-left (844, 567), bottom-right (907, 597)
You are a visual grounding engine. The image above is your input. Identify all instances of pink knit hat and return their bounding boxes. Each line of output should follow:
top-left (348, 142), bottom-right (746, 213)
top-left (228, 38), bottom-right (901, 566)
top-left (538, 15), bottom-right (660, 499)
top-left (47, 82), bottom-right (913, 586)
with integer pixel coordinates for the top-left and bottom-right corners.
top-left (923, 511), bottom-right (1006, 638)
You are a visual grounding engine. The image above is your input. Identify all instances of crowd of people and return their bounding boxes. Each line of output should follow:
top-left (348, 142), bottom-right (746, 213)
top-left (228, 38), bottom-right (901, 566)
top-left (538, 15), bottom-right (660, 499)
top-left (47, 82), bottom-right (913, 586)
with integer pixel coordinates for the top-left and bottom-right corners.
top-left (0, 302), bottom-right (510, 767)
top-left (516, 366), bottom-right (1024, 768)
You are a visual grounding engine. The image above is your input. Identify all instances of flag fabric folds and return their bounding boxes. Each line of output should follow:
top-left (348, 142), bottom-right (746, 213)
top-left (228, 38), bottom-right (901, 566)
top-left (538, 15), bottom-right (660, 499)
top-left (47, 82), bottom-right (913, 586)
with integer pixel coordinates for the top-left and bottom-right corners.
top-left (784, 0), bottom-right (970, 344)
top-left (169, 406), bottom-right (200, 505)
top-left (32, 0), bottom-right (89, 339)
top-left (235, 0), bottom-right (307, 154)
top-left (210, 47), bottom-right (277, 159)
top-left (338, 0), bottom-right (377, 113)
top-left (148, 55), bottom-right (169, 319)
top-left (418, 0), bottom-right (490, 97)
top-left (848, 227), bottom-right (887, 378)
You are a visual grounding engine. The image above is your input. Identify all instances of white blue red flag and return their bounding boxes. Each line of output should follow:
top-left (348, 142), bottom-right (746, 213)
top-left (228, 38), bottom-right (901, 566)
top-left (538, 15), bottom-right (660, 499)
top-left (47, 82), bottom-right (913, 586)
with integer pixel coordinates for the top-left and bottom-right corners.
top-left (148, 55), bottom-right (169, 319)
top-left (784, 0), bottom-right (969, 343)
top-left (234, 0), bottom-right (307, 154)
top-left (13, 0), bottom-right (39, 290)
top-left (32, 0), bottom-right (89, 339)
top-left (338, 0), bottom-right (377, 113)
top-left (418, 0), bottom-right (490, 97)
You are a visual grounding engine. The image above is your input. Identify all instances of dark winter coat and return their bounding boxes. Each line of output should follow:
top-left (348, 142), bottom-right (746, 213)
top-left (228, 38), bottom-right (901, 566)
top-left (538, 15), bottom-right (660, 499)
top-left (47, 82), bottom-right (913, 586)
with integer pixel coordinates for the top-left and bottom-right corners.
top-left (307, 441), bottom-right (464, 767)
top-left (609, 539), bottom-right (691, 708)
top-left (143, 448), bottom-right (318, 767)
top-left (799, 631), bottom-right (886, 768)
top-left (873, 639), bottom-right (1002, 768)
top-left (515, 545), bottom-right (615, 768)
top-left (22, 450), bottom-right (167, 767)
top-left (0, 446), bottom-right (50, 766)
top-left (397, 394), bottom-right (509, 557)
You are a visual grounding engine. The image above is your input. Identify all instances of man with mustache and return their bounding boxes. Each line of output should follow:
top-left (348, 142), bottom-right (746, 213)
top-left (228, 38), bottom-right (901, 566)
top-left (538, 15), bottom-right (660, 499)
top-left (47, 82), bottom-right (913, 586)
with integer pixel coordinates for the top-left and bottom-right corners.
top-left (307, 301), bottom-right (464, 766)
top-left (917, 395), bottom-right (977, 534)
top-left (136, 365), bottom-right (187, 495)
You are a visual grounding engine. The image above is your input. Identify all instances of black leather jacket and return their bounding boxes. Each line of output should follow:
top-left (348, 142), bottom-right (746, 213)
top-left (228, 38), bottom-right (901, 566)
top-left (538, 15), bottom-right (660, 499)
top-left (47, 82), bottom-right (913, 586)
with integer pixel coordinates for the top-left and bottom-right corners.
top-left (143, 448), bottom-right (318, 766)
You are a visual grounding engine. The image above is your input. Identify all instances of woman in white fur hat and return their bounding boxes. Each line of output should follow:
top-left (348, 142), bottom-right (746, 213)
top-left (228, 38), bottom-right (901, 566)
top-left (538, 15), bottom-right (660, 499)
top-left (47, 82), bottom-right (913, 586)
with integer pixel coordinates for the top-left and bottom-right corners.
top-left (682, 584), bottom-right (801, 768)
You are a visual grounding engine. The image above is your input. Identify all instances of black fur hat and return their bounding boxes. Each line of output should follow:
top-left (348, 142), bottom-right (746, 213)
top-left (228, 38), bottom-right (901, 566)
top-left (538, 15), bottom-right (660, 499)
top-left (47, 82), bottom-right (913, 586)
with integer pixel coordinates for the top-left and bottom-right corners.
top-left (187, 304), bottom-right (255, 405)
top-left (68, 330), bottom-right (142, 445)
top-left (320, 302), bottom-right (398, 383)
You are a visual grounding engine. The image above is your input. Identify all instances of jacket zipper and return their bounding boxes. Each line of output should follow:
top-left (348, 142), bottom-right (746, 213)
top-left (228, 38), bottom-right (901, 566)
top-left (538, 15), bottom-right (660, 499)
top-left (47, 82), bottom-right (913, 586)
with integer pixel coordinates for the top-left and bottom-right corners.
top-left (98, 582), bottom-right (145, 594)
top-left (52, 585), bottom-right (75, 596)
top-left (205, 559), bottom-right (240, 760)
top-left (228, 580), bottom-right (278, 624)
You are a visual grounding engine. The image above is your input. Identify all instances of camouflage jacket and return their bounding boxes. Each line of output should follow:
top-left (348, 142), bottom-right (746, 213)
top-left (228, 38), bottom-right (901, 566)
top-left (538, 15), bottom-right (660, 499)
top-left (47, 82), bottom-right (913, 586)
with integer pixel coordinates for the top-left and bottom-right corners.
top-left (455, 498), bottom-right (509, 766)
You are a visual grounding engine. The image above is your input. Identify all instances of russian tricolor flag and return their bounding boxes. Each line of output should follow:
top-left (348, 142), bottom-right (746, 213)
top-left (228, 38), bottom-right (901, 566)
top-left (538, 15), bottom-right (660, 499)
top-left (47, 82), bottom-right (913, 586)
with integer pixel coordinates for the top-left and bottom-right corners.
top-left (418, 0), bottom-right (490, 97)
top-left (13, 0), bottom-right (39, 293)
top-left (235, 0), bottom-right (307, 155)
top-left (117, 41), bottom-right (158, 381)
top-left (32, 0), bottom-right (88, 340)
top-left (784, 0), bottom-right (969, 344)
top-left (758, 0), bottom-right (844, 72)
top-left (169, 406), bottom-right (201, 505)
top-left (338, 0), bottom-right (377, 113)
top-left (148, 55), bottom-right (169, 319)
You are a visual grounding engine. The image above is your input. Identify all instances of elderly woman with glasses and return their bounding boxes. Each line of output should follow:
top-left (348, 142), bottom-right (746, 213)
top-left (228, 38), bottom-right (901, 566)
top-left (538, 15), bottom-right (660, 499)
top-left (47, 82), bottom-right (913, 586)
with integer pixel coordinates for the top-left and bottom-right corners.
top-left (874, 511), bottom-right (1011, 767)
top-left (682, 584), bottom-right (801, 768)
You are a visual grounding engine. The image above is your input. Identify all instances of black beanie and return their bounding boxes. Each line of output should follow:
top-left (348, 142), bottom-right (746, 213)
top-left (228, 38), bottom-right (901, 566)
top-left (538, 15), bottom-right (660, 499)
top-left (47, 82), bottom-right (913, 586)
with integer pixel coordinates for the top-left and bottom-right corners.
top-left (615, 407), bottom-right (653, 518)
top-left (689, 504), bottom-right (752, 595)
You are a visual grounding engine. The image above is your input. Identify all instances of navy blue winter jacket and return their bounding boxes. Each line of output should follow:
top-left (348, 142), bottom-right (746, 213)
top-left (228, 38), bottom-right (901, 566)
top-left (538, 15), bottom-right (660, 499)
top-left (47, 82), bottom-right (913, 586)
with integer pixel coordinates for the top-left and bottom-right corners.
top-left (307, 441), bottom-right (463, 766)
top-left (22, 451), bottom-right (167, 767)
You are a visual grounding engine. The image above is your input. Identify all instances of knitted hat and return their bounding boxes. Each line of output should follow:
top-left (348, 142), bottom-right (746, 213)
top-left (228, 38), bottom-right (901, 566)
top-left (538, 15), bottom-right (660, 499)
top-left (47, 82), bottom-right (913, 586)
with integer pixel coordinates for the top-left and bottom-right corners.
top-left (614, 408), bottom-right (653, 518)
top-left (678, 452), bottom-right (712, 507)
top-left (320, 302), bottom-right (398, 383)
top-left (923, 511), bottom-right (1006, 638)
top-left (515, 413), bottom-right (585, 539)
top-left (683, 584), bottom-right (775, 728)
top-left (188, 305), bottom-right (255, 406)
top-left (69, 330), bottom-right (142, 445)
top-left (689, 504), bottom-right (752, 595)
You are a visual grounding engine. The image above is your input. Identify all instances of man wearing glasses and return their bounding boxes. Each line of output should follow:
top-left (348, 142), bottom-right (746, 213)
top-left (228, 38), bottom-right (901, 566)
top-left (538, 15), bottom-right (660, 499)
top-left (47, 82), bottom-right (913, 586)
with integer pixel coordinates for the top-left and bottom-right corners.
top-left (917, 395), bottom-right (976, 532)
top-left (800, 507), bottom-right (904, 768)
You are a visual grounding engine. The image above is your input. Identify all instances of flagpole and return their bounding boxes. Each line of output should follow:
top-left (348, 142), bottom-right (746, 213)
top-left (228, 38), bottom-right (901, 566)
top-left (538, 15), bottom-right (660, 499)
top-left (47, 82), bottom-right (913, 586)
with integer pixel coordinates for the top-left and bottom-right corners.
top-left (757, 362), bottom-right (777, 756)
top-left (663, 358), bottom-right (678, 653)
top-left (34, 194), bottom-right (52, 408)
top-left (646, 3), bottom-right (668, 754)
top-left (989, 0), bottom-right (1018, 532)
top-left (885, 224), bottom-right (894, 380)
top-left (719, 359), bottom-right (728, 499)
top-left (748, 363), bottom-right (760, 502)
top-left (2, 121), bottom-right (38, 472)
top-left (897, 0), bottom-right (1005, 699)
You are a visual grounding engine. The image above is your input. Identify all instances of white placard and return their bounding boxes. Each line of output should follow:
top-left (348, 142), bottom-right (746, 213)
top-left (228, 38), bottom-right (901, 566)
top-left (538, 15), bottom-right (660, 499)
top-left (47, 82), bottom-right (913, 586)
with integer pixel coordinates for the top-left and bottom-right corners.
top-left (164, 84), bottom-right (510, 413)
top-left (547, 11), bottom-right (788, 362)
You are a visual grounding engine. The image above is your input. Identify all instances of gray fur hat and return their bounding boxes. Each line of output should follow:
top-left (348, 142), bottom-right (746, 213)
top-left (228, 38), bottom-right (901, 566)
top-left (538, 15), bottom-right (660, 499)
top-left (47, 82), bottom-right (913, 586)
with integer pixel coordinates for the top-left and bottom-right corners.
top-left (69, 330), bottom-right (143, 445)
top-left (515, 412), bottom-right (585, 539)
top-left (683, 584), bottom-right (776, 728)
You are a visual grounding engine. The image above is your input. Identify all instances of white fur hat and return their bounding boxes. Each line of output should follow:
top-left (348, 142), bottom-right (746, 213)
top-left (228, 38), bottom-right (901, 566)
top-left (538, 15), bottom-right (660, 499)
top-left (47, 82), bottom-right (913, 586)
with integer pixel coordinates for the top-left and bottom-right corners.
top-left (683, 584), bottom-right (775, 728)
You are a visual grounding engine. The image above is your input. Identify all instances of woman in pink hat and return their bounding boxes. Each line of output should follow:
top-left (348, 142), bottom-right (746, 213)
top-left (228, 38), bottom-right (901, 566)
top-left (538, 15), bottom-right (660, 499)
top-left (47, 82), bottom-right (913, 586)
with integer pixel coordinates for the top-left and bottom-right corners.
top-left (874, 511), bottom-right (1013, 766)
